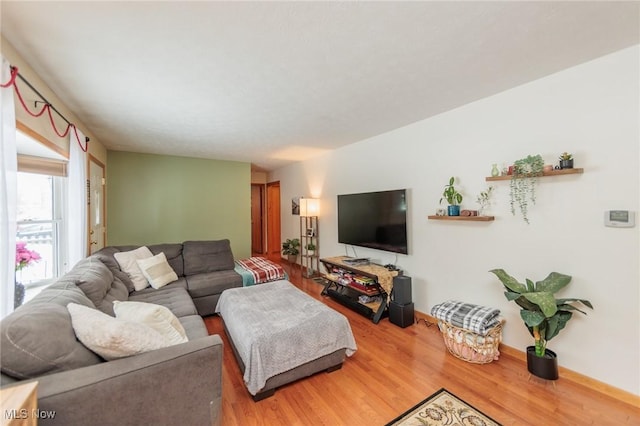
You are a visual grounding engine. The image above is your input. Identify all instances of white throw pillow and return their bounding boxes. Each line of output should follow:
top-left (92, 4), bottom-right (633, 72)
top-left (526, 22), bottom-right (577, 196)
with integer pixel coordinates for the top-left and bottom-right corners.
top-left (113, 301), bottom-right (188, 345)
top-left (113, 246), bottom-right (154, 291)
top-left (136, 252), bottom-right (178, 289)
top-left (67, 303), bottom-right (170, 360)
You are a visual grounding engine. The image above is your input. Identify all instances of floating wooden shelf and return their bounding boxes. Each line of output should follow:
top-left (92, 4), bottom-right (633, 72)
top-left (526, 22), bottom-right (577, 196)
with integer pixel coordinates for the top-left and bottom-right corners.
top-left (485, 168), bottom-right (584, 181)
top-left (428, 215), bottom-right (495, 221)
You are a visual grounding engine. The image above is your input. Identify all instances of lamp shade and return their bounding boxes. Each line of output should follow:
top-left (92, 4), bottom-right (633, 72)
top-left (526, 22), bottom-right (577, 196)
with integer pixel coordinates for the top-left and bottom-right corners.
top-left (300, 198), bottom-right (320, 217)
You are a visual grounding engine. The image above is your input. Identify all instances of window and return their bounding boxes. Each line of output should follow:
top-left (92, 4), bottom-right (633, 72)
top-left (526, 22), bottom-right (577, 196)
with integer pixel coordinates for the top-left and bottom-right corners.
top-left (15, 126), bottom-right (68, 300)
top-left (16, 172), bottom-right (66, 288)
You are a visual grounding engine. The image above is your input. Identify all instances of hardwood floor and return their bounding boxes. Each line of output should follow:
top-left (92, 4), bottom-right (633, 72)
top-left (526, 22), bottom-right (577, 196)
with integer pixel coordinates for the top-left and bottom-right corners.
top-left (204, 262), bottom-right (639, 425)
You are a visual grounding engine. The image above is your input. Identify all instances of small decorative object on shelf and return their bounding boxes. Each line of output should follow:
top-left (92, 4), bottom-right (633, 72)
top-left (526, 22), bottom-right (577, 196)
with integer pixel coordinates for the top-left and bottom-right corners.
top-left (476, 186), bottom-right (494, 217)
top-left (440, 176), bottom-right (463, 217)
top-left (510, 154), bottom-right (544, 224)
top-left (558, 152), bottom-right (574, 169)
top-left (490, 164), bottom-right (499, 177)
top-left (305, 243), bottom-right (316, 256)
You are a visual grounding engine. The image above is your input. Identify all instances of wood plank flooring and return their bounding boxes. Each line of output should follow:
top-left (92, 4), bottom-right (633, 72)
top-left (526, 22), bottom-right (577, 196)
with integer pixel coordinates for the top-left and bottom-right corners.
top-left (204, 263), bottom-right (639, 425)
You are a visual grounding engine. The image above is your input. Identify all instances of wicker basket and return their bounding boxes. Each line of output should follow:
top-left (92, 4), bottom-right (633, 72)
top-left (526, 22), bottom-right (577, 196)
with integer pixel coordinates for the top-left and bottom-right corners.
top-left (437, 320), bottom-right (504, 364)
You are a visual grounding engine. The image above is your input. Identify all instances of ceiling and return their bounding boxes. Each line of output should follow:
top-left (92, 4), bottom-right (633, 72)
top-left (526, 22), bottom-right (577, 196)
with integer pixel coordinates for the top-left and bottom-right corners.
top-left (2, 2), bottom-right (638, 171)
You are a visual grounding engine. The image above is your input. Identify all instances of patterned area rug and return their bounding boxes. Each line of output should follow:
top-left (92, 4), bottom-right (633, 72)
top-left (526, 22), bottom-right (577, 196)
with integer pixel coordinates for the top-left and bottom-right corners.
top-left (386, 388), bottom-right (501, 426)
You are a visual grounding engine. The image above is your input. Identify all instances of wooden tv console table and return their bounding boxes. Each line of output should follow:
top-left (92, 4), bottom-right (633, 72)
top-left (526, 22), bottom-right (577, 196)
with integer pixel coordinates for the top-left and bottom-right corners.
top-left (320, 256), bottom-right (399, 324)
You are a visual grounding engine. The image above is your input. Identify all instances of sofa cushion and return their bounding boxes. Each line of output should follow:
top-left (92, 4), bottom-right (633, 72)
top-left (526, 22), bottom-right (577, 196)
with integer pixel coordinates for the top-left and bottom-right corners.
top-left (131, 277), bottom-right (187, 295)
top-left (0, 302), bottom-right (102, 380)
top-left (186, 270), bottom-right (243, 298)
top-left (93, 247), bottom-right (136, 292)
top-left (68, 303), bottom-right (171, 360)
top-left (128, 286), bottom-right (198, 318)
top-left (113, 301), bottom-right (188, 345)
top-left (114, 246), bottom-right (154, 291)
top-left (137, 252), bottom-right (179, 289)
top-left (178, 315), bottom-right (210, 340)
top-left (183, 240), bottom-right (235, 275)
top-left (63, 256), bottom-right (128, 316)
top-left (29, 280), bottom-right (96, 307)
top-left (148, 244), bottom-right (184, 277)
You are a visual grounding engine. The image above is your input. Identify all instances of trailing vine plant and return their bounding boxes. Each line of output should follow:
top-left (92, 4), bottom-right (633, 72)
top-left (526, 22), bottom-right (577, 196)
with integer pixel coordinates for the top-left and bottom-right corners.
top-left (510, 154), bottom-right (544, 224)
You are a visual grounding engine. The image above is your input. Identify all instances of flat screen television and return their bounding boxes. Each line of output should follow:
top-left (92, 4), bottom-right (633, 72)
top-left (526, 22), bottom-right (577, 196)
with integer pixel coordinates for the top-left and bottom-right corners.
top-left (337, 189), bottom-right (408, 254)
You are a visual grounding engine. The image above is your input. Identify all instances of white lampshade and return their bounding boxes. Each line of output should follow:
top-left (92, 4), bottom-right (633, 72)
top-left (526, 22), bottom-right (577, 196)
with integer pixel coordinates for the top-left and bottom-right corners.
top-left (300, 198), bottom-right (320, 217)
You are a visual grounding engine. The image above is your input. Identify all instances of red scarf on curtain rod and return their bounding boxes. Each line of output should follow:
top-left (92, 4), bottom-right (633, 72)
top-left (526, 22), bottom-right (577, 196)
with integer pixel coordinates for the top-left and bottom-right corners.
top-left (1, 65), bottom-right (88, 152)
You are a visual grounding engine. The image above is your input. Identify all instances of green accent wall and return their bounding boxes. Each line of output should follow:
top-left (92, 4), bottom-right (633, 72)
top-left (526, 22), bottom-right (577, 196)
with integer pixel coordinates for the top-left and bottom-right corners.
top-left (106, 151), bottom-right (251, 259)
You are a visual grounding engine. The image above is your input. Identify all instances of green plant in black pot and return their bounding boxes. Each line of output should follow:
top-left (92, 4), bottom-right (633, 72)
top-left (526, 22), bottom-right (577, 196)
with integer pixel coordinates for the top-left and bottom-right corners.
top-left (489, 268), bottom-right (592, 379)
top-left (281, 238), bottom-right (300, 263)
top-left (510, 154), bottom-right (544, 224)
top-left (558, 152), bottom-right (574, 169)
top-left (439, 176), bottom-right (463, 216)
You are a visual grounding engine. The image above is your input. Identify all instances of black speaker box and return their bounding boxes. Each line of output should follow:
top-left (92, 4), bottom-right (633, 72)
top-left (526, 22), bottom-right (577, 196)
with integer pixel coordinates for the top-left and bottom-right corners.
top-left (391, 275), bottom-right (412, 305)
top-left (389, 301), bottom-right (414, 328)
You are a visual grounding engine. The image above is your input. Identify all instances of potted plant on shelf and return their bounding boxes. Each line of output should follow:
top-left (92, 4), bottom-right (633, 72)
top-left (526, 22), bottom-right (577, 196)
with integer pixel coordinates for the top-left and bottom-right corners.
top-left (475, 185), bottom-right (494, 217)
top-left (305, 242), bottom-right (316, 256)
top-left (510, 154), bottom-right (544, 224)
top-left (558, 152), bottom-right (574, 169)
top-left (489, 268), bottom-right (593, 380)
top-left (440, 176), bottom-right (463, 216)
top-left (281, 238), bottom-right (300, 263)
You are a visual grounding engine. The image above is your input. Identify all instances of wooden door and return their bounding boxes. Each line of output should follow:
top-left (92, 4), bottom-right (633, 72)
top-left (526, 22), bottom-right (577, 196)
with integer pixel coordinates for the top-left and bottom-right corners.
top-left (250, 184), bottom-right (264, 254)
top-left (266, 181), bottom-right (281, 258)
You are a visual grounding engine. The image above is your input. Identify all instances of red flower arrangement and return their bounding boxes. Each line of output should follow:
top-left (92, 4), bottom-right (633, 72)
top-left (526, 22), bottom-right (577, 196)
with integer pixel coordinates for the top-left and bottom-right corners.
top-left (15, 241), bottom-right (41, 271)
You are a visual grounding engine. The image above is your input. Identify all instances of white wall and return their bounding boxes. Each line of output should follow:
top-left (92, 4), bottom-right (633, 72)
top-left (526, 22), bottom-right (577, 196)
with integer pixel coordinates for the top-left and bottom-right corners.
top-left (270, 45), bottom-right (640, 395)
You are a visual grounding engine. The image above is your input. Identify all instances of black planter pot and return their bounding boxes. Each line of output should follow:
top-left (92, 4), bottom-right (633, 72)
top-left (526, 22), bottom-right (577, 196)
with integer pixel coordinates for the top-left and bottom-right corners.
top-left (559, 159), bottom-right (574, 169)
top-left (526, 346), bottom-right (559, 380)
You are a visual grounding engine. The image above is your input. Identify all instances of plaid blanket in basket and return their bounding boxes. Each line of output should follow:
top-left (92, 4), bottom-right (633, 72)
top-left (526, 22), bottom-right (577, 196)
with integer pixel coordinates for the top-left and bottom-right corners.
top-left (431, 300), bottom-right (501, 336)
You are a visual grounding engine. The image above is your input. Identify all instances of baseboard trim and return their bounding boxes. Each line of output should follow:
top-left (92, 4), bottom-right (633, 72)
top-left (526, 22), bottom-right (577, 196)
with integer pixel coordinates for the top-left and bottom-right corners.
top-left (414, 310), bottom-right (639, 407)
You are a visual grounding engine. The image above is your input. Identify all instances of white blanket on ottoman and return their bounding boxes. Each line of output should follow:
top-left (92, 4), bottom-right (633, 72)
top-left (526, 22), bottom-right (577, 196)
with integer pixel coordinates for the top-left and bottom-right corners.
top-left (215, 280), bottom-right (357, 395)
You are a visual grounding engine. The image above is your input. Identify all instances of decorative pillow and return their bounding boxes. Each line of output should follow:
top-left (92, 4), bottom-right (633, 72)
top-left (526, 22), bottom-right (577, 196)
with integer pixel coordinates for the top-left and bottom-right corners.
top-left (0, 303), bottom-right (102, 380)
top-left (136, 252), bottom-right (178, 289)
top-left (114, 246), bottom-right (154, 291)
top-left (67, 303), bottom-right (171, 360)
top-left (113, 301), bottom-right (188, 345)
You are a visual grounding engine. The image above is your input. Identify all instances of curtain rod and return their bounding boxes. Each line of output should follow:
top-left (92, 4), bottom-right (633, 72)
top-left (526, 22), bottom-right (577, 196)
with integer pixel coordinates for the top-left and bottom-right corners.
top-left (15, 70), bottom-right (90, 143)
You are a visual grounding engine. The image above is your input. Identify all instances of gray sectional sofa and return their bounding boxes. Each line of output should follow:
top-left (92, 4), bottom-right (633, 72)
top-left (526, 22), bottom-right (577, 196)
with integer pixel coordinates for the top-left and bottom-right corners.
top-left (0, 239), bottom-right (243, 426)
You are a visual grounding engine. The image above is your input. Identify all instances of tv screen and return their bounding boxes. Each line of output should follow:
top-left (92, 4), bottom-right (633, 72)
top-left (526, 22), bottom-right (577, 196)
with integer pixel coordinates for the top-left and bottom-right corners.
top-left (337, 189), bottom-right (408, 254)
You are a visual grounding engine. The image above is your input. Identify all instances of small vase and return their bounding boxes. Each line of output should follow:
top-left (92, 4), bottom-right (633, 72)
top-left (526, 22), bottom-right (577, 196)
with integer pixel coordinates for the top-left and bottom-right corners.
top-left (14, 282), bottom-right (25, 309)
top-left (447, 205), bottom-right (460, 216)
top-left (491, 164), bottom-right (499, 177)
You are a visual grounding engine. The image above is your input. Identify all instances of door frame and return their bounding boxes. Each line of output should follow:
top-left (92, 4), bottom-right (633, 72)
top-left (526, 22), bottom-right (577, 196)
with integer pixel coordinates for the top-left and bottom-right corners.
top-left (88, 155), bottom-right (106, 253)
top-left (251, 183), bottom-right (265, 254)
top-left (266, 181), bottom-right (281, 258)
